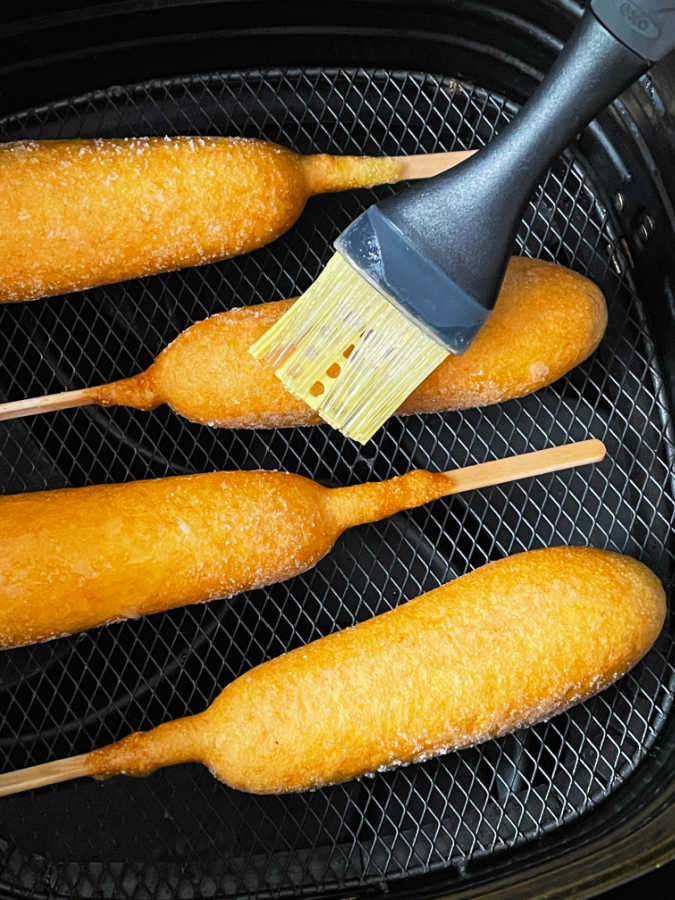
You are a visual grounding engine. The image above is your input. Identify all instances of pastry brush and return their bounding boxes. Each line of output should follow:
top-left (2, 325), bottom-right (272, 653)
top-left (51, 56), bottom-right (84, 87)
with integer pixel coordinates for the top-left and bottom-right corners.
top-left (251, 0), bottom-right (675, 443)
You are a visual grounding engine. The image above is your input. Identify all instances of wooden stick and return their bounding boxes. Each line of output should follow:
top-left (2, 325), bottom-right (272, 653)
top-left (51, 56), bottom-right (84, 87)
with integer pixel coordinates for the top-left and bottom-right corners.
top-left (396, 148), bottom-right (476, 180)
top-left (0, 388), bottom-right (94, 422)
top-left (443, 439), bottom-right (606, 493)
top-left (0, 754), bottom-right (91, 797)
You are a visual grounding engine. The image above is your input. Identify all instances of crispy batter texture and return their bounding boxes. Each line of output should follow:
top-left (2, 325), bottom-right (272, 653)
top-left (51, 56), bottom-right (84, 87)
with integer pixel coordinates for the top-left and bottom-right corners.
top-left (0, 468), bottom-right (451, 648)
top-left (0, 137), bottom-right (398, 302)
top-left (87, 547), bottom-right (665, 793)
top-left (92, 257), bottom-right (607, 427)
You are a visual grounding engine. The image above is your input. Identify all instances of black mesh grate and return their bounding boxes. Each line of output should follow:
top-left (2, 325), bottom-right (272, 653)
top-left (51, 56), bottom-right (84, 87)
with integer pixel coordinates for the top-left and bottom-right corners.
top-left (0, 68), bottom-right (673, 900)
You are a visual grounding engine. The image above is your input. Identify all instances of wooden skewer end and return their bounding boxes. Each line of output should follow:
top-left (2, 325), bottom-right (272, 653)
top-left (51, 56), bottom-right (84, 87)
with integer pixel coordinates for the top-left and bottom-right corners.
top-left (443, 439), bottom-right (606, 495)
top-left (0, 753), bottom-right (92, 798)
top-left (396, 149), bottom-right (476, 180)
top-left (0, 388), bottom-right (94, 423)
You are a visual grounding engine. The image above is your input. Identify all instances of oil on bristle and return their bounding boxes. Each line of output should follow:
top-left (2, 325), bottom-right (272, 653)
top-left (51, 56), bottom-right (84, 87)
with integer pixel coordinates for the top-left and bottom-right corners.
top-left (250, 253), bottom-right (448, 443)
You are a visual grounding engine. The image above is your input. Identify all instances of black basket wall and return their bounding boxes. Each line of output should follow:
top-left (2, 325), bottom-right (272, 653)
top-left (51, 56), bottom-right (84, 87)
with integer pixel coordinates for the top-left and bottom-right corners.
top-left (0, 2), bottom-right (674, 898)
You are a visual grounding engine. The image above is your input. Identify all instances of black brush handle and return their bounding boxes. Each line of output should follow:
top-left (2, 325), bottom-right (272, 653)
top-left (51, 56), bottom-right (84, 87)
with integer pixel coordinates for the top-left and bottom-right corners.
top-left (378, 5), bottom-right (673, 314)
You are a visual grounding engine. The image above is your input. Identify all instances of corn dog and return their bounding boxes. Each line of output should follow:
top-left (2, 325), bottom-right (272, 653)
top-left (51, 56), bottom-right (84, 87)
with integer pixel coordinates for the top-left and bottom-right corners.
top-left (119, 257), bottom-right (604, 427)
top-left (2, 257), bottom-right (604, 427)
top-left (0, 548), bottom-right (664, 798)
top-left (0, 441), bottom-right (604, 649)
top-left (0, 137), bottom-right (471, 303)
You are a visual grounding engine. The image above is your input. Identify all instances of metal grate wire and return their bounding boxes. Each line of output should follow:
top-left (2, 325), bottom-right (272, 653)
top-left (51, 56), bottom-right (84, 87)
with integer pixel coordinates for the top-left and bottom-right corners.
top-left (0, 67), bottom-right (673, 899)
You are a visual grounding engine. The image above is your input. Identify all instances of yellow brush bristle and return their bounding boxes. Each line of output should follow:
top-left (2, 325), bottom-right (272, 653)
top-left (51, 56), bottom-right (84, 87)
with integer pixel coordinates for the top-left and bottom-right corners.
top-left (249, 253), bottom-right (449, 443)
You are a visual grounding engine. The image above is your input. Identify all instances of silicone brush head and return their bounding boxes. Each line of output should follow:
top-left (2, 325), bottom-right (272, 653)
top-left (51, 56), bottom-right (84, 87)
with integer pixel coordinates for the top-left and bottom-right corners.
top-left (250, 205), bottom-right (491, 443)
top-left (249, 253), bottom-right (450, 443)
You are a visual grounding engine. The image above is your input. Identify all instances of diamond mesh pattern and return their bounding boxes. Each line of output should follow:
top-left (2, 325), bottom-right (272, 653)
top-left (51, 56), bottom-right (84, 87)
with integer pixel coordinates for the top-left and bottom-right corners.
top-left (0, 68), bottom-right (673, 900)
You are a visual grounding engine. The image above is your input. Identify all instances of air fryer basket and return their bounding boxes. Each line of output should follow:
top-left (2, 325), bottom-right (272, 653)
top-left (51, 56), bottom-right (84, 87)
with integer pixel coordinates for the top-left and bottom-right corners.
top-left (0, 1), bottom-right (674, 898)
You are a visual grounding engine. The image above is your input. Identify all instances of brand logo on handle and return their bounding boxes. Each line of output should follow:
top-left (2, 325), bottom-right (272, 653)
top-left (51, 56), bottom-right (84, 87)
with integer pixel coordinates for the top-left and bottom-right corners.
top-left (618, 1), bottom-right (660, 37)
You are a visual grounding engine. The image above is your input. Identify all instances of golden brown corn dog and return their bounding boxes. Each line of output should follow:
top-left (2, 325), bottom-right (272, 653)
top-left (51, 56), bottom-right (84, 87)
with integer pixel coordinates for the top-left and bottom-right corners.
top-left (0, 548), bottom-right (664, 798)
top-left (85, 257), bottom-right (606, 427)
top-left (0, 441), bottom-right (604, 649)
top-left (0, 468), bottom-right (464, 649)
top-left (0, 138), bottom-right (469, 303)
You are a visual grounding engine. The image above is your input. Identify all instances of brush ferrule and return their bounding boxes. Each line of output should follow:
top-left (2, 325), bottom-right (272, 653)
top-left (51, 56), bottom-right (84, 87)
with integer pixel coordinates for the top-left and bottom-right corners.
top-left (336, 206), bottom-right (490, 355)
